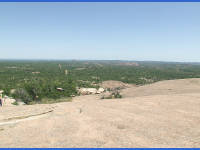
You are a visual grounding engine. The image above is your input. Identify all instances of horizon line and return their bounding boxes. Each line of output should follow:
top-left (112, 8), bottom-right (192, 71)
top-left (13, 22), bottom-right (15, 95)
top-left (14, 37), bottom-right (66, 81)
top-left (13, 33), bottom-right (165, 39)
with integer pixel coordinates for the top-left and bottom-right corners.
top-left (0, 58), bottom-right (200, 63)
top-left (0, 0), bottom-right (200, 2)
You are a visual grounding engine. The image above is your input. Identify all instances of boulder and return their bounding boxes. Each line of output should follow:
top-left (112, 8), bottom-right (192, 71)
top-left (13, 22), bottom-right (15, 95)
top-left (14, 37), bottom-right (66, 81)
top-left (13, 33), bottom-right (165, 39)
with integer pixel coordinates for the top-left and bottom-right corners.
top-left (78, 88), bottom-right (97, 95)
top-left (10, 89), bottom-right (16, 94)
top-left (18, 101), bottom-right (25, 106)
top-left (97, 88), bottom-right (105, 94)
top-left (3, 97), bottom-right (16, 106)
top-left (101, 91), bottom-right (112, 99)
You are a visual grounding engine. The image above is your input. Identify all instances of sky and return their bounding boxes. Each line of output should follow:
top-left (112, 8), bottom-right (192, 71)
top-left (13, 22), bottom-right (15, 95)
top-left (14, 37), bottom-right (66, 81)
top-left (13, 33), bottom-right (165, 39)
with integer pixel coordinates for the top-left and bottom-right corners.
top-left (0, 2), bottom-right (200, 62)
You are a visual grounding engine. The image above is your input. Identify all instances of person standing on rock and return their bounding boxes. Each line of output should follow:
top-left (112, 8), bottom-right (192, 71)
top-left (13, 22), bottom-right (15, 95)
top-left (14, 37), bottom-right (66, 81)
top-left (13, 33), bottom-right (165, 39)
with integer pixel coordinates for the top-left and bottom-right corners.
top-left (0, 94), bottom-right (2, 107)
top-left (0, 90), bottom-right (4, 107)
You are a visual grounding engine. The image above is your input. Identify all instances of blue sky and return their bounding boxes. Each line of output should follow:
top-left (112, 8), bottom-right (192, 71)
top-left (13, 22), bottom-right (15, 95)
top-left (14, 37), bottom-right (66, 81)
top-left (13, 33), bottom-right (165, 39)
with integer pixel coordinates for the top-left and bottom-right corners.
top-left (0, 2), bottom-right (200, 62)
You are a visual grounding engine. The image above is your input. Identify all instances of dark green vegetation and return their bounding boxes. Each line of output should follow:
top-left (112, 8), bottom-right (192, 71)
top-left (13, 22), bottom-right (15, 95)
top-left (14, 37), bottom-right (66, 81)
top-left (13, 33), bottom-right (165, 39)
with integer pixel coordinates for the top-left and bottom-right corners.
top-left (0, 60), bottom-right (200, 104)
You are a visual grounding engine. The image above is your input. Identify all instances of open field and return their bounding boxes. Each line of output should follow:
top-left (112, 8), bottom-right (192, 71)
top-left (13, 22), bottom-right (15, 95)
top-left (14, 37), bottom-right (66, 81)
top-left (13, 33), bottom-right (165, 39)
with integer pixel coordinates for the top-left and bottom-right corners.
top-left (0, 78), bottom-right (200, 148)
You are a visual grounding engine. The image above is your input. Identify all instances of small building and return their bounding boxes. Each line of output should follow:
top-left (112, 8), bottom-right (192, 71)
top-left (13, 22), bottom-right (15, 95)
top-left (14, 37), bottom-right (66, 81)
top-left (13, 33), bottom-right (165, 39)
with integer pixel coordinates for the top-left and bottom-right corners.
top-left (56, 88), bottom-right (64, 91)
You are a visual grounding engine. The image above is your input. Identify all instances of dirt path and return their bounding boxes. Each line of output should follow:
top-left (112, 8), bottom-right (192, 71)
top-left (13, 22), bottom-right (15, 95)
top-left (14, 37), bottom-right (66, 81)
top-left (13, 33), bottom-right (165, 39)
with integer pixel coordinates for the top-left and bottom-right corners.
top-left (0, 78), bottom-right (200, 147)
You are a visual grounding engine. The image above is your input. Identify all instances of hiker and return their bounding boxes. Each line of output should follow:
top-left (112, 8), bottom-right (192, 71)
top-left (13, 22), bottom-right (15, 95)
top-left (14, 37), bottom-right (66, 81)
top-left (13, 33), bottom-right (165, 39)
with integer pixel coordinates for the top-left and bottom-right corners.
top-left (0, 95), bottom-right (2, 107)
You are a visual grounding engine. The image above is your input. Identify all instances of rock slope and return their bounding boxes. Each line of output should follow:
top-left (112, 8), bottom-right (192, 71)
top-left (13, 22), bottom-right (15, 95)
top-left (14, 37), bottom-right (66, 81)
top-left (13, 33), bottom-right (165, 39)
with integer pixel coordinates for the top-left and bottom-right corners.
top-left (0, 78), bottom-right (200, 148)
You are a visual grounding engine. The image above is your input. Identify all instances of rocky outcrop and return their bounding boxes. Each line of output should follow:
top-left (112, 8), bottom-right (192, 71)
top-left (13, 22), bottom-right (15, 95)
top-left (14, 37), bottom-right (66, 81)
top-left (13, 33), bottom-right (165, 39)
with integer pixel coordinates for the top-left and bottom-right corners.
top-left (78, 88), bottom-right (105, 95)
top-left (2, 96), bottom-right (16, 106)
top-left (96, 88), bottom-right (105, 94)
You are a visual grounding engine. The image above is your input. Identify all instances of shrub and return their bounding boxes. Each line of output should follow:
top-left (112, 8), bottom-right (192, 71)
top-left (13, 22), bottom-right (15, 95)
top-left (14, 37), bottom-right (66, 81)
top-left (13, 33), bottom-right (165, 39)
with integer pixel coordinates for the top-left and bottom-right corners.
top-left (24, 81), bottom-right (43, 102)
top-left (12, 88), bottom-right (32, 104)
top-left (101, 91), bottom-right (122, 99)
top-left (113, 91), bottom-right (122, 98)
top-left (12, 101), bottom-right (19, 105)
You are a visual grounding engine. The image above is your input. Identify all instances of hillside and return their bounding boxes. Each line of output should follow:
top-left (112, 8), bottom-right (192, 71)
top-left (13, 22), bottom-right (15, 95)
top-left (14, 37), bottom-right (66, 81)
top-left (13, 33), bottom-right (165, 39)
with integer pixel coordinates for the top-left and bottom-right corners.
top-left (0, 78), bottom-right (200, 147)
top-left (122, 78), bottom-right (200, 97)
